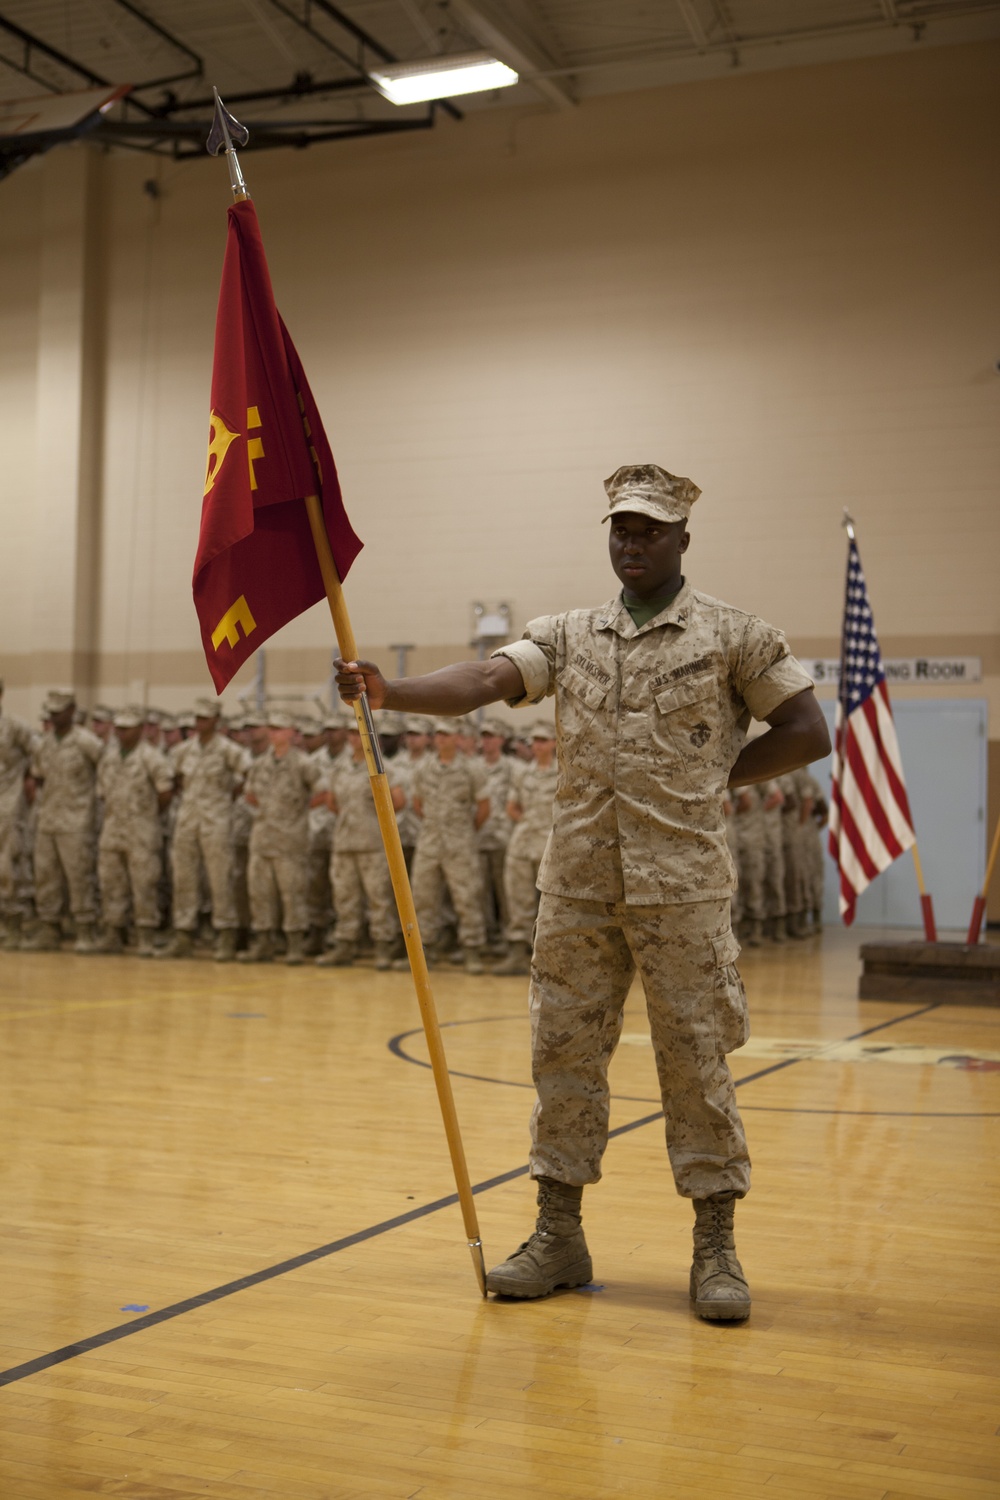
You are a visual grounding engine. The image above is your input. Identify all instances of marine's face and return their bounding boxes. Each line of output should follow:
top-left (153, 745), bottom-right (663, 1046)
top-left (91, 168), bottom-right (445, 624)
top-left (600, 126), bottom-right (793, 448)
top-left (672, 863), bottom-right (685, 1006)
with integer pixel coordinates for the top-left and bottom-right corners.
top-left (116, 724), bottom-right (143, 751)
top-left (608, 511), bottom-right (689, 599)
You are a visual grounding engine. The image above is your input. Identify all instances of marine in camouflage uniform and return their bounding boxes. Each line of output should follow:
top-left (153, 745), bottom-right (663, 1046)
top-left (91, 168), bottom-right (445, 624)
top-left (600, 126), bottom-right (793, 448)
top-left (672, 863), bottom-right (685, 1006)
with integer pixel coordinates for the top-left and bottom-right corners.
top-left (0, 681), bottom-right (38, 949)
top-left (304, 714), bottom-right (349, 952)
top-left (405, 720), bottom-right (490, 974)
top-left (239, 712), bottom-right (323, 965)
top-left (392, 718), bottom-right (429, 872)
top-left (495, 722), bottom-right (558, 974)
top-left (94, 711), bottom-right (174, 954)
top-left (334, 462), bottom-right (829, 1320)
top-left (161, 699), bottom-right (249, 961)
top-left (477, 718), bottom-right (515, 952)
top-left (316, 729), bottom-right (403, 969)
top-left (24, 690), bottom-right (104, 951)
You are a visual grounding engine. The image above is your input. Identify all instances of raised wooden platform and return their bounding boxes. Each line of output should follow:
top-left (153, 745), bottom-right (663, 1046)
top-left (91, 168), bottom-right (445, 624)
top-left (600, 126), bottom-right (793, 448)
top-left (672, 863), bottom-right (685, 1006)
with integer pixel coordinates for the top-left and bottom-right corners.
top-left (859, 939), bottom-right (1000, 1005)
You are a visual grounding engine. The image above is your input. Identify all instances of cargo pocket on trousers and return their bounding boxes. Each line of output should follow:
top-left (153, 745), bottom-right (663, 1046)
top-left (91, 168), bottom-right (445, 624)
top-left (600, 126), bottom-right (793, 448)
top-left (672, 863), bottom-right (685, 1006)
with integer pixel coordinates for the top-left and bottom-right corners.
top-left (712, 929), bottom-right (749, 1055)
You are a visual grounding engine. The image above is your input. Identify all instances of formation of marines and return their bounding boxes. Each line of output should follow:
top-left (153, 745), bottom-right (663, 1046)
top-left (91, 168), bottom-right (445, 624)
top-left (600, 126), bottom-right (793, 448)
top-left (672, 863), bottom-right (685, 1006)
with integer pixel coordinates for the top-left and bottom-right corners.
top-left (0, 679), bottom-right (565, 973)
top-left (0, 678), bottom-right (830, 967)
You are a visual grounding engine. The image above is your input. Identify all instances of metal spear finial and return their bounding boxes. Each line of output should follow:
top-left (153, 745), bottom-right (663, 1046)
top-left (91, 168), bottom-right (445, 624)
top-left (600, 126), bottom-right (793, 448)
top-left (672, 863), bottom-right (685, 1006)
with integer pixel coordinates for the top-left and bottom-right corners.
top-left (841, 507), bottom-right (856, 541)
top-left (208, 87), bottom-right (250, 201)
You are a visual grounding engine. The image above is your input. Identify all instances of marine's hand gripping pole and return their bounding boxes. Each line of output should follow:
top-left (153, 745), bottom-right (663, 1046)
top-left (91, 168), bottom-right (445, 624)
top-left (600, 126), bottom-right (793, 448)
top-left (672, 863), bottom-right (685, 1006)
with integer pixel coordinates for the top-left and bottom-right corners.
top-left (208, 92), bottom-right (487, 1295)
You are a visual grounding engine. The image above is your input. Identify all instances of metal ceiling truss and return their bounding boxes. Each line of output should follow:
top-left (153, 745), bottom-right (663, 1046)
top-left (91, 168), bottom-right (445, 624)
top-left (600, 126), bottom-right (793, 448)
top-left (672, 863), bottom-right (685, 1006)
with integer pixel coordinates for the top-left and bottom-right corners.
top-left (0, 0), bottom-right (459, 173)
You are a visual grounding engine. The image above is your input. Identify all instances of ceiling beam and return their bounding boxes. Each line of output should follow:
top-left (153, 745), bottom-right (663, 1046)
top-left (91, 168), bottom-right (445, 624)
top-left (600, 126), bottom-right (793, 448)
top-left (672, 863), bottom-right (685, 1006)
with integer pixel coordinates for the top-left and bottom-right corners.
top-left (448, 0), bottom-right (576, 109)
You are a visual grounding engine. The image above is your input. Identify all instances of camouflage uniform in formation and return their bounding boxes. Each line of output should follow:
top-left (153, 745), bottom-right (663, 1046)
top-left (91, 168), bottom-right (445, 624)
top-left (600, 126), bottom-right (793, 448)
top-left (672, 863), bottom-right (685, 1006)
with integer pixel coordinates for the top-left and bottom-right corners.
top-left (494, 582), bottom-right (812, 1199)
top-left (30, 723), bottom-right (104, 935)
top-left (503, 756), bottom-right (559, 945)
top-left (305, 736), bottom-right (348, 936)
top-left (391, 748), bottom-right (425, 870)
top-left (477, 744), bottom-right (515, 946)
top-left (96, 736), bottom-right (174, 944)
top-left (244, 746), bottom-right (322, 936)
top-left (0, 705), bottom-right (37, 944)
top-left (324, 754), bottom-right (400, 950)
top-left (410, 751), bottom-right (488, 954)
top-left (171, 731), bottom-right (249, 934)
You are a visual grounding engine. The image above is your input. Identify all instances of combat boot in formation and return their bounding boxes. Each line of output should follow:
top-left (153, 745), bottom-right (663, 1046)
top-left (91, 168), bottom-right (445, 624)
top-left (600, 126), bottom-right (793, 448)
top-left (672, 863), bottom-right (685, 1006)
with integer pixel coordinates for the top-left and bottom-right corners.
top-left (689, 1192), bottom-right (751, 1322)
top-left (135, 926), bottom-right (158, 958)
top-left (90, 925), bottom-right (125, 955)
top-left (492, 940), bottom-right (531, 975)
top-left (1, 914), bottom-right (22, 951)
top-left (212, 928), bottom-right (237, 963)
top-left (21, 920), bottom-right (61, 952)
top-left (316, 939), bottom-right (356, 968)
top-left (485, 1177), bottom-right (593, 1298)
top-left (156, 928), bottom-right (195, 960)
top-left (73, 923), bottom-right (97, 954)
top-left (284, 930), bottom-right (306, 966)
top-left (237, 930), bottom-right (275, 963)
top-left (373, 940), bottom-right (399, 971)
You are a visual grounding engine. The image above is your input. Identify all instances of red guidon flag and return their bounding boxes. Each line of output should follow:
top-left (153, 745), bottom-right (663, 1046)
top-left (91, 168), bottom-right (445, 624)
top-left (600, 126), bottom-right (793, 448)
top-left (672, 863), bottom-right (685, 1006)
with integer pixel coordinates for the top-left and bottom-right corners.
top-left (194, 199), bottom-right (362, 692)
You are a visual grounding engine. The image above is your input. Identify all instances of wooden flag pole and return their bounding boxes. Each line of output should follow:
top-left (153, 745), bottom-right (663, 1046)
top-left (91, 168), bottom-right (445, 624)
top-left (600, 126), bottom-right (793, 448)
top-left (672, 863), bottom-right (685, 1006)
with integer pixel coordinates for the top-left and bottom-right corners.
top-left (209, 92), bottom-right (486, 1295)
top-left (966, 811), bottom-right (1000, 946)
top-left (303, 495), bottom-right (487, 1294)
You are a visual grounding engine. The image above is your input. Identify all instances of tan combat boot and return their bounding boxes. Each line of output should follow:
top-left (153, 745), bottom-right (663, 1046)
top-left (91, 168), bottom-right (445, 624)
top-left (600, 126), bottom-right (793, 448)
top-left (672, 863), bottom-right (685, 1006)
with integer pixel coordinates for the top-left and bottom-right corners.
top-left (238, 930), bottom-right (275, 963)
top-left (316, 939), bottom-right (355, 968)
top-left (485, 1178), bottom-right (593, 1298)
top-left (746, 918), bottom-right (764, 948)
top-left (284, 930), bottom-right (306, 966)
top-left (2, 914), bottom-right (23, 950)
top-left (73, 923), bottom-right (97, 954)
top-left (90, 925), bottom-right (125, 955)
top-left (21, 921), bottom-right (62, 952)
top-left (493, 941), bottom-right (532, 975)
top-left (373, 940), bottom-right (398, 971)
top-left (463, 947), bottom-right (489, 975)
top-left (213, 928), bottom-right (237, 963)
top-left (156, 928), bottom-right (195, 960)
top-left (135, 926), bottom-right (158, 958)
top-left (690, 1193), bottom-right (751, 1322)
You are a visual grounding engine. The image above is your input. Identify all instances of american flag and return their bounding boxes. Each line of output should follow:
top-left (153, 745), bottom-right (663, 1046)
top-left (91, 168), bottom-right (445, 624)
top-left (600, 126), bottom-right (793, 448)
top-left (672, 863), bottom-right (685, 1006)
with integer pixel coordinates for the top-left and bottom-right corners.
top-left (828, 534), bottom-right (916, 924)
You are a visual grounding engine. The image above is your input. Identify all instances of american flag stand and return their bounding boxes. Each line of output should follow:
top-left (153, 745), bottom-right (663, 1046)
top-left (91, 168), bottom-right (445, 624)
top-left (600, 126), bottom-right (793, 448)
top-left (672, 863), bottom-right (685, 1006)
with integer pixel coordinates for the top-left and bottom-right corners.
top-left (828, 512), bottom-right (938, 942)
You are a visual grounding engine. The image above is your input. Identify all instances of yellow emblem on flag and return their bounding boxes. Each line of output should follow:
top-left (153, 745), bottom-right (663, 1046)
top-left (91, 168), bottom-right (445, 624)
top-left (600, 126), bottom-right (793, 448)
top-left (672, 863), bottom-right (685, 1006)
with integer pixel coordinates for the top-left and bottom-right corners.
top-left (211, 595), bottom-right (257, 651)
top-left (204, 410), bottom-right (239, 497)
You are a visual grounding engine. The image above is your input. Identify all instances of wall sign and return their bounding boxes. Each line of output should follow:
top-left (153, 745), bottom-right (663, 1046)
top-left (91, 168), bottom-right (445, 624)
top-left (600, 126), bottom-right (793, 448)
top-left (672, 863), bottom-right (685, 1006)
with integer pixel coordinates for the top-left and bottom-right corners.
top-left (806, 657), bottom-right (982, 685)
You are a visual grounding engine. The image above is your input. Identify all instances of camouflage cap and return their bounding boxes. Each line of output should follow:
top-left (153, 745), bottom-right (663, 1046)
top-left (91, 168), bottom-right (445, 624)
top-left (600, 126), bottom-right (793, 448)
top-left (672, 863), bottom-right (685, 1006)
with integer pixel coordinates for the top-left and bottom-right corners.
top-left (143, 708), bottom-right (162, 725)
top-left (433, 717), bottom-right (462, 735)
top-left (113, 709), bottom-right (143, 729)
top-left (242, 712), bottom-right (266, 729)
top-left (375, 709), bottom-right (406, 735)
top-left (90, 702), bottom-right (116, 722)
top-left (602, 464), bottom-right (701, 525)
top-left (404, 715), bottom-right (430, 735)
top-left (530, 720), bottom-right (557, 740)
top-left (480, 717), bottom-right (509, 738)
top-left (176, 712), bottom-right (196, 730)
top-left (322, 713), bottom-right (348, 731)
top-left (159, 713), bottom-right (178, 731)
top-left (193, 696), bottom-right (223, 719)
top-left (267, 710), bottom-right (295, 729)
top-left (43, 689), bottom-right (75, 715)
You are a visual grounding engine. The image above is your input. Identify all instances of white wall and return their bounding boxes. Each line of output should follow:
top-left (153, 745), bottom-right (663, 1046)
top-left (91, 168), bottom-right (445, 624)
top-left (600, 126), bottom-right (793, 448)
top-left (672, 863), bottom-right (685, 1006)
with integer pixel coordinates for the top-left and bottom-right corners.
top-left (0, 40), bottom-right (997, 724)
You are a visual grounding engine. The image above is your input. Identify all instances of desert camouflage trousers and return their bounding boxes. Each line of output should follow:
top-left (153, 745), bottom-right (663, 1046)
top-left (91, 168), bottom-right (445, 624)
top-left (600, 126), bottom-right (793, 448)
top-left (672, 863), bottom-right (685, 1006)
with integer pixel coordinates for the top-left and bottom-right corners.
top-left (99, 836), bottom-right (161, 928)
top-left (528, 894), bottom-right (751, 1200)
top-left (0, 811), bottom-right (30, 918)
top-left (248, 848), bottom-right (309, 934)
top-left (504, 851), bottom-right (542, 944)
top-left (410, 840), bottom-right (486, 950)
top-left (34, 828), bottom-right (97, 924)
top-left (331, 849), bottom-right (398, 944)
top-left (480, 847), bottom-right (508, 945)
top-left (171, 820), bottom-right (237, 932)
top-left (308, 829), bottom-right (334, 930)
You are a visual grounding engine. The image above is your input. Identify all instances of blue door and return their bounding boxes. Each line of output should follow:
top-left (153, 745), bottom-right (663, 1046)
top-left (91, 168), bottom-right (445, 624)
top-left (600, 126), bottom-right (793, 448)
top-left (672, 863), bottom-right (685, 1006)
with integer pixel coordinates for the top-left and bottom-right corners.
top-left (813, 699), bottom-right (987, 929)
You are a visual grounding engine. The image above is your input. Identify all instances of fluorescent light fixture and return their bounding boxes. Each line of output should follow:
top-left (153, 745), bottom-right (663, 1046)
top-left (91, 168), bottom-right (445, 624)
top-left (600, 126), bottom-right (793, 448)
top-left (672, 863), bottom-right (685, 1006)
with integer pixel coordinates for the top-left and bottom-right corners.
top-left (369, 51), bottom-right (518, 106)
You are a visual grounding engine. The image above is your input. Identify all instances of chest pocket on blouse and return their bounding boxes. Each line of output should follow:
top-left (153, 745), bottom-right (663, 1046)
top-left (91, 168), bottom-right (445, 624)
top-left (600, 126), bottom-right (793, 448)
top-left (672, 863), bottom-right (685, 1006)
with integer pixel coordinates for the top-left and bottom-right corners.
top-left (652, 673), bottom-right (717, 777)
top-left (557, 662), bottom-right (609, 762)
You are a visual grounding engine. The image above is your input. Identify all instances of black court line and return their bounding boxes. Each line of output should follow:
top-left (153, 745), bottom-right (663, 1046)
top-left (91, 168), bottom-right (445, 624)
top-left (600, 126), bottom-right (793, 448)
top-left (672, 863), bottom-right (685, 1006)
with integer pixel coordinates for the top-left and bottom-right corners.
top-left (0, 999), bottom-right (942, 1390)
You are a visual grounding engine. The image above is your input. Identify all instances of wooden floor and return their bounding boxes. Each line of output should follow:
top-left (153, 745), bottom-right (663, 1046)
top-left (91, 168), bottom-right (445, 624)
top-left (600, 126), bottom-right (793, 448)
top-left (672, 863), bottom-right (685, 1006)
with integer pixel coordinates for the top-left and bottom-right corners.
top-left (1, 927), bottom-right (998, 1500)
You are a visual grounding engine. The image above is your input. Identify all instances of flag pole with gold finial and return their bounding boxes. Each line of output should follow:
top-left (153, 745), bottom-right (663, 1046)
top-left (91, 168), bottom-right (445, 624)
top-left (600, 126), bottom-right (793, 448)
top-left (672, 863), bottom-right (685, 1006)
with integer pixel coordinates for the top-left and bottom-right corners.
top-left (207, 90), bottom-right (487, 1296)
